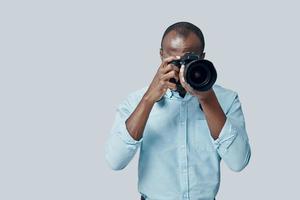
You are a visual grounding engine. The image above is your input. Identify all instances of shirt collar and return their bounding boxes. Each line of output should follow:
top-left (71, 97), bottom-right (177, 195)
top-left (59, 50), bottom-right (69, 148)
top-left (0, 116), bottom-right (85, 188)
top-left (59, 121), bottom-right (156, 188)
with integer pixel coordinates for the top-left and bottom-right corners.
top-left (164, 88), bottom-right (194, 101)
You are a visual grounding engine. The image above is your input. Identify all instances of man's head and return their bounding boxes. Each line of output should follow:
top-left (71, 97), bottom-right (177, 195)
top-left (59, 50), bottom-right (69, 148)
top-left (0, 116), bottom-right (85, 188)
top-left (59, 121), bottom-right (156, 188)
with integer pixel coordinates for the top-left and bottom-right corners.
top-left (160, 22), bottom-right (205, 60)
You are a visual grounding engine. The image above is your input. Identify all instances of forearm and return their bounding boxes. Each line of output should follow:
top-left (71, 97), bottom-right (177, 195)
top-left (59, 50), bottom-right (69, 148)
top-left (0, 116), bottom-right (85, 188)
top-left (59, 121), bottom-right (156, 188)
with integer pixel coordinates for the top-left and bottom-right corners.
top-left (125, 94), bottom-right (155, 141)
top-left (198, 90), bottom-right (226, 140)
top-left (105, 93), bottom-right (154, 170)
top-left (217, 125), bottom-right (251, 172)
top-left (200, 92), bottom-right (251, 172)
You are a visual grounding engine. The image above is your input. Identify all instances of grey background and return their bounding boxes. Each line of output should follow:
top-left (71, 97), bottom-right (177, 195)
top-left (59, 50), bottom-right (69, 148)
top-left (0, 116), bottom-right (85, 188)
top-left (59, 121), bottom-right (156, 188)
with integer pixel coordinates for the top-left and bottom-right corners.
top-left (0, 0), bottom-right (299, 199)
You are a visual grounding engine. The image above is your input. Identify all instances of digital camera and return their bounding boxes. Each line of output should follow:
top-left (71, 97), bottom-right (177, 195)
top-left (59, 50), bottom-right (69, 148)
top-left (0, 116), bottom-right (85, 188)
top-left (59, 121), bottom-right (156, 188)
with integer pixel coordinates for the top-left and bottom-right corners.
top-left (169, 52), bottom-right (217, 92)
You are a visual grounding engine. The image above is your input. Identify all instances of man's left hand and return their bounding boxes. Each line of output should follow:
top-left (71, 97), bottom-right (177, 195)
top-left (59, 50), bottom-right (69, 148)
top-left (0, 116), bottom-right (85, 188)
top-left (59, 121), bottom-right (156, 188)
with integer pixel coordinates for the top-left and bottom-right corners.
top-left (179, 64), bottom-right (214, 102)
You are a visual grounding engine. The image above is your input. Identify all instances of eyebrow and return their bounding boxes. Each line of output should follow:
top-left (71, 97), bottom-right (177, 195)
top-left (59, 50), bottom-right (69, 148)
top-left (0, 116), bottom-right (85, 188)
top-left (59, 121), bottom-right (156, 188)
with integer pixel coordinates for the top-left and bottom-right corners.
top-left (162, 47), bottom-right (202, 57)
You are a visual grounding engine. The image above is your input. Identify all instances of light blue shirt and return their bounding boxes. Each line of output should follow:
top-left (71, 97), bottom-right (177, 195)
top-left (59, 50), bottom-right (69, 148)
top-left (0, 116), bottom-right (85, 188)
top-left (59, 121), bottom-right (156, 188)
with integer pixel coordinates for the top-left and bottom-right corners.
top-left (105, 84), bottom-right (251, 200)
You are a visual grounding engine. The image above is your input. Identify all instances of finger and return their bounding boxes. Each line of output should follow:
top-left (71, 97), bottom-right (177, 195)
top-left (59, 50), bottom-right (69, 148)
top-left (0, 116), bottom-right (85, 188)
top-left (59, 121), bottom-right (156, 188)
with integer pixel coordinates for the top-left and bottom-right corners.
top-left (160, 55), bottom-right (180, 68)
top-left (161, 70), bottom-right (179, 82)
top-left (161, 64), bottom-right (180, 74)
top-left (158, 81), bottom-right (176, 91)
top-left (163, 55), bottom-right (180, 64)
top-left (179, 65), bottom-right (193, 91)
top-left (166, 81), bottom-right (177, 90)
top-left (179, 64), bottom-right (186, 86)
top-left (180, 79), bottom-right (188, 91)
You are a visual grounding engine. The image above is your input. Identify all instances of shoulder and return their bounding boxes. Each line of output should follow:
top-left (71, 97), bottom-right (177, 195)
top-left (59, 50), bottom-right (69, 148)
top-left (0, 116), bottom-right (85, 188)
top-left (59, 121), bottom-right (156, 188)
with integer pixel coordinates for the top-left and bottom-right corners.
top-left (213, 84), bottom-right (238, 98)
top-left (212, 84), bottom-right (239, 113)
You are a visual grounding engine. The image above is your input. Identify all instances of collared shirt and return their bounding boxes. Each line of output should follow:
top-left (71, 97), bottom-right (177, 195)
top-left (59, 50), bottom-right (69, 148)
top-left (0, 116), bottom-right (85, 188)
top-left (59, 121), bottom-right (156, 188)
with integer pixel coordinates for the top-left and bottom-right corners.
top-left (105, 84), bottom-right (251, 200)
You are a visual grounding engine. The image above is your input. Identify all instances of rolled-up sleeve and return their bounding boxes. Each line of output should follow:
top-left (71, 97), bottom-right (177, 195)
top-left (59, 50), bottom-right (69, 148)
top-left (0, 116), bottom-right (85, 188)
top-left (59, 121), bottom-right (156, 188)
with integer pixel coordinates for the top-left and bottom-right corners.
top-left (210, 93), bottom-right (251, 172)
top-left (104, 94), bottom-right (143, 171)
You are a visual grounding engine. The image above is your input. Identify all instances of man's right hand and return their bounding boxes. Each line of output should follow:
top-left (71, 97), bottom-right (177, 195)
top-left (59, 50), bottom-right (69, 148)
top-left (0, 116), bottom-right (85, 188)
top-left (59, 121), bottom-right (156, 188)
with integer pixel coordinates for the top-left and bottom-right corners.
top-left (124, 56), bottom-right (180, 141)
top-left (144, 56), bottom-right (180, 103)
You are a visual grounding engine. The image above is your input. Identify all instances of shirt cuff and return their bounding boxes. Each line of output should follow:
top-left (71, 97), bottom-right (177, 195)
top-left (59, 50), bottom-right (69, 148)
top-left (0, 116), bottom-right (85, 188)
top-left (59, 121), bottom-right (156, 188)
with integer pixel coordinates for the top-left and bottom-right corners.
top-left (116, 120), bottom-right (143, 145)
top-left (209, 117), bottom-right (238, 150)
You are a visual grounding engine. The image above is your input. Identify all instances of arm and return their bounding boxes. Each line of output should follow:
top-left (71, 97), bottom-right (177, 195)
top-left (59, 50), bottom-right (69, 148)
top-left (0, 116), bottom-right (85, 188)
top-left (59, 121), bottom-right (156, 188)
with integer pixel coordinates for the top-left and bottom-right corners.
top-left (104, 93), bottom-right (154, 171)
top-left (199, 91), bottom-right (251, 172)
top-left (105, 56), bottom-right (180, 171)
top-left (198, 90), bottom-right (226, 140)
top-left (178, 64), bottom-right (251, 172)
top-left (125, 95), bottom-right (155, 141)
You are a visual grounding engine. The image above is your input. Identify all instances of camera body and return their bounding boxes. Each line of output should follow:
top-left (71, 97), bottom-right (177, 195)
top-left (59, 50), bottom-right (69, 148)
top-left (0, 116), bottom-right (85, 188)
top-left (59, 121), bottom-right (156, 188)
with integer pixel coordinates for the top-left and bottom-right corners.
top-left (169, 52), bottom-right (217, 92)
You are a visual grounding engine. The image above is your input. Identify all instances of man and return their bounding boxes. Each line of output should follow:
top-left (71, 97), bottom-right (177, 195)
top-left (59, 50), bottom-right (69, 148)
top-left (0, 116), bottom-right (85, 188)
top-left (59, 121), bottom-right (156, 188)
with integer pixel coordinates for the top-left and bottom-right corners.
top-left (105, 21), bottom-right (251, 200)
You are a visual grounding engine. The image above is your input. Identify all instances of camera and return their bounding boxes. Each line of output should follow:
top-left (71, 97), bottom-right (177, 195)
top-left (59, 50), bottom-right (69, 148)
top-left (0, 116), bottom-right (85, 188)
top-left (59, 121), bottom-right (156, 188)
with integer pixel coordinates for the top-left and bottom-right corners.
top-left (169, 52), bottom-right (217, 92)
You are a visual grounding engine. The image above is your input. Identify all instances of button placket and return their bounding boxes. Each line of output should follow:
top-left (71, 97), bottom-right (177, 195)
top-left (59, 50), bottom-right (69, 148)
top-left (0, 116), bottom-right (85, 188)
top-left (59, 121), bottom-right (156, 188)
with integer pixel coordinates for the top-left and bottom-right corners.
top-left (179, 100), bottom-right (189, 199)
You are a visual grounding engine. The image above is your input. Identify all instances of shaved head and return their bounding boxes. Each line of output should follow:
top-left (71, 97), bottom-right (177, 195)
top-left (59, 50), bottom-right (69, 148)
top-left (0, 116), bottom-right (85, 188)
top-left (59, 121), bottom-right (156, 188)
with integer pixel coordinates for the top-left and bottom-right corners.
top-left (161, 22), bottom-right (205, 53)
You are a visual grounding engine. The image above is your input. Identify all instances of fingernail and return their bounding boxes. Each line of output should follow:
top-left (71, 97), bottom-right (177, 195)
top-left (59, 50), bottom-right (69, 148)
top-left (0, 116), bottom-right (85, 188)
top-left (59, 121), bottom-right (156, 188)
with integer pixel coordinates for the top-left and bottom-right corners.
top-left (176, 56), bottom-right (180, 59)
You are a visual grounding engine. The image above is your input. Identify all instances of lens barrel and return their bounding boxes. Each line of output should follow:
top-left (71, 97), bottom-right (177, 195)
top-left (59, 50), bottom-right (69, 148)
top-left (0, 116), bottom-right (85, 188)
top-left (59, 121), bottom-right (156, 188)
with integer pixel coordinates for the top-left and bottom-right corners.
top-left (169, 53), bottom-right (217, 92)
top-left (184, 59), bottom-right (217, 91)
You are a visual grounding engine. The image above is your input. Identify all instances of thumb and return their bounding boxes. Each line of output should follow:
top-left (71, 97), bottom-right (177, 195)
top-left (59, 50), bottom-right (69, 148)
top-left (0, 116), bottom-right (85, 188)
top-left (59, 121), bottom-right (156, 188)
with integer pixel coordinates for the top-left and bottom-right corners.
top-left (179, 64), bottom-right (186, 85)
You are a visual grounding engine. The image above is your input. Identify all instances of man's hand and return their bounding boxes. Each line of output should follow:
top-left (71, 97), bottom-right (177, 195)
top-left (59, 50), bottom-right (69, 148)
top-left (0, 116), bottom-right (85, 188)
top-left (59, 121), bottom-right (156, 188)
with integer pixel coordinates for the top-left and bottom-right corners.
top-left (144, 56), bottom-right (180, 103)
top-left (179, 64), bottom-right (226, 139)
top-left (125, 56), bottom-right (181, 141)
top-left (178, 64), bottom-right (214, 101)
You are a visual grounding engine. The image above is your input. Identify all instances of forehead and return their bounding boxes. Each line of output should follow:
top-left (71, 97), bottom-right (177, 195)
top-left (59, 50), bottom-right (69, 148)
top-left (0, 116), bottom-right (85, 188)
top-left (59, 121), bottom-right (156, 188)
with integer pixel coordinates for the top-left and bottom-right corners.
top-left (162, 30), bottom-right (203, 56)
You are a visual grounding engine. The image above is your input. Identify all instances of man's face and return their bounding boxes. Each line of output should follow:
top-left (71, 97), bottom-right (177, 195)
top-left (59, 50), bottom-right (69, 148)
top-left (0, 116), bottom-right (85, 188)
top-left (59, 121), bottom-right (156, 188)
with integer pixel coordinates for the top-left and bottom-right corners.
top-left (160, 30), bottom-right (205, 61)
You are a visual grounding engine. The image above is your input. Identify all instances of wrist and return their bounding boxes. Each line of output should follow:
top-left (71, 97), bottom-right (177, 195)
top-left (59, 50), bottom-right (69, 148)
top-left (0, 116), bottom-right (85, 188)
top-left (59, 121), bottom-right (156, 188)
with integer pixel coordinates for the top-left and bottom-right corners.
top-left (197, 90), bottom-right (215, 104)
top-left (142, 94), bottom-right (156, 107)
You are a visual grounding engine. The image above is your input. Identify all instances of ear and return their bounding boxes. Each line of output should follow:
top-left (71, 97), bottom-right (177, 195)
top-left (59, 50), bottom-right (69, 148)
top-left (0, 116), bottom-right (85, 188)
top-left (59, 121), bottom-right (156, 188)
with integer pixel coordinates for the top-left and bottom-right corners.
top-left (201, 52), bottom-right (206, 59)
top-left (159, 48), bottom-right (163, 61)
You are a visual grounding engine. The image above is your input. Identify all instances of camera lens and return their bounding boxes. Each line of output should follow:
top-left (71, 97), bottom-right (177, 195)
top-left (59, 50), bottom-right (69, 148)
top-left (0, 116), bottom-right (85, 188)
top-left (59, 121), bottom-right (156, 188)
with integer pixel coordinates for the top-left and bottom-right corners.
top-left (189, 64), bottom-right (211, 86)
top-left (184, 59), bottom-right (217, 91)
